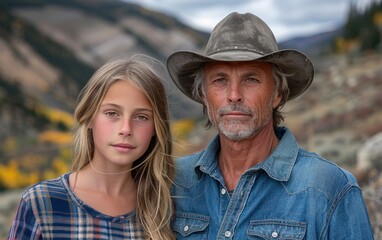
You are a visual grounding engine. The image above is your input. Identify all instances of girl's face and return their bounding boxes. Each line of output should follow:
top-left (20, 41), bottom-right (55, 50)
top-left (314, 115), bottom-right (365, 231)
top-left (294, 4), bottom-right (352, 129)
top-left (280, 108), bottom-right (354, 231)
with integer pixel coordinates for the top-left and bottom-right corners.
top-left (90, 80), bottom-right (155, 171)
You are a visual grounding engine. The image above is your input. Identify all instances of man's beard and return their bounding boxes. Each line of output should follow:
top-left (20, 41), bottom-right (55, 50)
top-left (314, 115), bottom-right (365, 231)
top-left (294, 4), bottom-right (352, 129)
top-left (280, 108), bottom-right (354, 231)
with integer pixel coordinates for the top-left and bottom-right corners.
top-left (212, 104), bottom-right (257, 141)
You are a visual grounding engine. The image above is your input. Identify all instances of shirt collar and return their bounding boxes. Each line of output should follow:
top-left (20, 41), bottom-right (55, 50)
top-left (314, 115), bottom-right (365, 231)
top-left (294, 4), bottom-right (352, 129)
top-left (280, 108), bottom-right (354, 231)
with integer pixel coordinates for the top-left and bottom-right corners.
top-left (256, 127), bottom-right (299, 181)
top-left (194, 127), bottom-right (299, 182)
top-left (195, 134), bottom-right (221, 175)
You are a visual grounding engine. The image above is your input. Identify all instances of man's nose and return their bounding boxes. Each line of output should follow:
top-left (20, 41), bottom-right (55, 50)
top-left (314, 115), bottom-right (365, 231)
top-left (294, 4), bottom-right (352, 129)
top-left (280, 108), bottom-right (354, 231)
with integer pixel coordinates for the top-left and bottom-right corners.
top-left (227, 81), bottom-right (243, 103)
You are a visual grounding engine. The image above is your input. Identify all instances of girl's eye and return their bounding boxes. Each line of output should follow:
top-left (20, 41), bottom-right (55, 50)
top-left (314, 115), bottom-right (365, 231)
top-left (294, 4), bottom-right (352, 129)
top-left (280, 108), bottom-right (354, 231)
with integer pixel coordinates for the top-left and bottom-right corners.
top-left (136, 115), bottom-right (149, 121)
top-left (105, 111), bottom-right (118, 117)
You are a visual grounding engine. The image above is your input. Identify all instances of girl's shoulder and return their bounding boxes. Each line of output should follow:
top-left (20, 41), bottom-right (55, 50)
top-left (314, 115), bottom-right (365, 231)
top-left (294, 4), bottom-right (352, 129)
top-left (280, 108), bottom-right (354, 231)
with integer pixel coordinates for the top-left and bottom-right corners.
top-left (21, 173), bottom-right (71, 202)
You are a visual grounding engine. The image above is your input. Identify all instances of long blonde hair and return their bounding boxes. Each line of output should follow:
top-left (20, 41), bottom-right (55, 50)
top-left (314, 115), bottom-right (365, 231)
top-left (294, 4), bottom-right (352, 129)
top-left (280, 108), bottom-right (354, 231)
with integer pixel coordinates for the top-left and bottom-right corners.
top-left (72, 54), bottom-right (175, 239)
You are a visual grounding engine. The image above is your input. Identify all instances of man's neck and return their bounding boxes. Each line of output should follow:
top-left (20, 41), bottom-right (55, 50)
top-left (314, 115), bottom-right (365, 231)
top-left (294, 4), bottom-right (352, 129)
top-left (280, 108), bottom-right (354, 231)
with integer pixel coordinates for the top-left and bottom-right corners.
top-left (218, 126), bottom-right (279, 190)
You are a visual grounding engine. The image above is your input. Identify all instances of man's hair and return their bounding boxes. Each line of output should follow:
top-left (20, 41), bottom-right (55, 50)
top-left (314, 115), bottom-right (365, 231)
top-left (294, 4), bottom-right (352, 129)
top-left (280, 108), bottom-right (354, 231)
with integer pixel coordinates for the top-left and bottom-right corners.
top-left (192, 62), bottom-right (290, 128)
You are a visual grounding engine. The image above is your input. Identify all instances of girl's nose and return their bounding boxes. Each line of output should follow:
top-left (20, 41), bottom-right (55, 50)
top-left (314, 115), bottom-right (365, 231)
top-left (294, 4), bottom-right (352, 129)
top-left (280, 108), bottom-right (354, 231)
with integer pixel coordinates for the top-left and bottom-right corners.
top-left (119, 119), bottom-right (132, 137)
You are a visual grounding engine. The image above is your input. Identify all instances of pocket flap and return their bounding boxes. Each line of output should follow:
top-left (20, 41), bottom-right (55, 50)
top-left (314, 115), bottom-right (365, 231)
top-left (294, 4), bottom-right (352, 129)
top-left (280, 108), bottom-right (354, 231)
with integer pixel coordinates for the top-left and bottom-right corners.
top-left (172, 212), bottom-right (210, 237)
top-left (248, 219), bottom-right (306, 239)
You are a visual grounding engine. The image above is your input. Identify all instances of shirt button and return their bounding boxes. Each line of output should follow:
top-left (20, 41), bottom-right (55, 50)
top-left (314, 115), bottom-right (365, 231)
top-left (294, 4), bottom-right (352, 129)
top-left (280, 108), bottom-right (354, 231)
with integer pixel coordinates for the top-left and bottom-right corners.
top-left (183, 225), bottom-right (189, 232)
top-left (224, 231), bottom-right (231, 237)
top-left (221, 188), bottom-right (227, 195)
top-left (272, 231), bottom-right (278, 238)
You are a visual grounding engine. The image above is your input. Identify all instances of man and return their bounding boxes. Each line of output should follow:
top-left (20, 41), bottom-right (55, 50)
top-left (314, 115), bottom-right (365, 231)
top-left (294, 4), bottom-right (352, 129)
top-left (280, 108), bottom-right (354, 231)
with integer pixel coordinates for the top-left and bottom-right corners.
top-left (166, 12), bottom-right (374, 239)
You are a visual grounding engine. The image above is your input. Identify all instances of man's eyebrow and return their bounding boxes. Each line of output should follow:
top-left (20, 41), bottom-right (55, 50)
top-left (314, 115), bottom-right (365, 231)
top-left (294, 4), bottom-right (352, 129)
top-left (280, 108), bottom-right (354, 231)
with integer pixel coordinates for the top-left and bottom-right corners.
top-left (213, 72), bottom-right (228, 76)
top-left (207, 72), bottom-right (229, 78)
top-left (242, 71), bottom-right (263, 77)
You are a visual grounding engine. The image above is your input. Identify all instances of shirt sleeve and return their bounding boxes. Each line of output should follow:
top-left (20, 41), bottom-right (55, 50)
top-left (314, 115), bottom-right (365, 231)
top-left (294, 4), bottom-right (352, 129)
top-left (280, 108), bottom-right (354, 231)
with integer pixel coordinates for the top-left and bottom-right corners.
top-left (7, 196), bottom-right (42, 240)
top-left (326, 185), bottom-right (374, 240)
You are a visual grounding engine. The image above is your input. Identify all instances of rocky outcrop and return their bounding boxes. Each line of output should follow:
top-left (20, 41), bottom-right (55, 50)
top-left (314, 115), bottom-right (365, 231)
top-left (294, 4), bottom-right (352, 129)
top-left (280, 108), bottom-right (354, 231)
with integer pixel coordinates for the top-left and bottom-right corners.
top-left (356, 132), bottom-right (382, 238)
top-left (355, 132), bottom-right (382, 184)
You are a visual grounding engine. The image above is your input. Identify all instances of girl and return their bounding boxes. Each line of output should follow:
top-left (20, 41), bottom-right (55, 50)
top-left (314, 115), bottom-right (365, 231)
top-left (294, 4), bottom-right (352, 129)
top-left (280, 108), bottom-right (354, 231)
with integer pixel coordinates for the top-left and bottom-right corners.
top-left (8, 54), bottom-right (175, 239)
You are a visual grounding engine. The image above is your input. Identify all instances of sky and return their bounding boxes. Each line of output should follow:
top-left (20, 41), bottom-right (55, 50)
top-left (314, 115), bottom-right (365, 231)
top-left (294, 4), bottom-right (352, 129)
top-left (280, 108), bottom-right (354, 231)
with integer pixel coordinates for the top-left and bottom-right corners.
top-left (122, 0), bottom-right (375, 41)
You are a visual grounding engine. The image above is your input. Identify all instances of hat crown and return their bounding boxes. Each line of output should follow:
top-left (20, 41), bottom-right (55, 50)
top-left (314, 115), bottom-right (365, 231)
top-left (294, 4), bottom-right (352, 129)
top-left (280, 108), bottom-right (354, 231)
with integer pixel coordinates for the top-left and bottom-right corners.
top-left (205, 12), bottom-right (278, 56)
top-left (166, 12), bottom-right (314, 104)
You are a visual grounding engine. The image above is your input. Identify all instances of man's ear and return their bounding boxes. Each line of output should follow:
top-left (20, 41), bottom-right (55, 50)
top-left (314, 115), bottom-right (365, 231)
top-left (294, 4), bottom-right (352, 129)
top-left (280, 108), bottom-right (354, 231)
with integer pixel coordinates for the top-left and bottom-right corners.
top-left (272, 91), bottom-right (282, 108)
top-left (202, 95), bottom-right (207, 105)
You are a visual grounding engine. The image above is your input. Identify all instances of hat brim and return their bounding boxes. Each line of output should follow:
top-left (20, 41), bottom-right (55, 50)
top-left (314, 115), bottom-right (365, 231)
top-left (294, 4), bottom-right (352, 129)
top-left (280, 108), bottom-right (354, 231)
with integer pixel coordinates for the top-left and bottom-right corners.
top-left (166, 49), bottom-right (314, 103)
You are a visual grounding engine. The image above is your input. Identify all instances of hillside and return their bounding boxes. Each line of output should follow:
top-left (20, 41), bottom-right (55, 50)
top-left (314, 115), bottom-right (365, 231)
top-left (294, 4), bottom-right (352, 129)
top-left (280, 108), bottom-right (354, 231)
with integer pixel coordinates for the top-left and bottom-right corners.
top-left (2, 0), bottom-right (205, 119)
top-left (0, 1), bottom-right (208, 234)
top-left (285, 53), bottom-right (382, 168)
top-left (0, 0), bottom-right (208, 192)
top-left (0, 0), bottom-right (381, 237)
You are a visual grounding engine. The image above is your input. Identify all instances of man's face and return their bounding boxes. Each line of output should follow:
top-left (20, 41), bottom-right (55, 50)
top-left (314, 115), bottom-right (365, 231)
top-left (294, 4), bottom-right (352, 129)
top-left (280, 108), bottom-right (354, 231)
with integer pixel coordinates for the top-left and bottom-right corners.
top-left (203, 61), bottom-right (281, 141)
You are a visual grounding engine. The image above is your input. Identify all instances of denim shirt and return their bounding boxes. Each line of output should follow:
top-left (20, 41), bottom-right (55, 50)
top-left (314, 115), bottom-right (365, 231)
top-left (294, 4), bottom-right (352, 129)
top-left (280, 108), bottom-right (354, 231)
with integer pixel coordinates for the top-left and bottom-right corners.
top-left (171, 127), bottom-right (373, 240)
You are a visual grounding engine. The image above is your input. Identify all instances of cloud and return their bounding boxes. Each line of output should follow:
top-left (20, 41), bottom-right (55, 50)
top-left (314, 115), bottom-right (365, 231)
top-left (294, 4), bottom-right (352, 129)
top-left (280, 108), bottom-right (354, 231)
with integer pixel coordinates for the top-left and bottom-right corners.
top-left (122, 0), bottom-right (374, 41)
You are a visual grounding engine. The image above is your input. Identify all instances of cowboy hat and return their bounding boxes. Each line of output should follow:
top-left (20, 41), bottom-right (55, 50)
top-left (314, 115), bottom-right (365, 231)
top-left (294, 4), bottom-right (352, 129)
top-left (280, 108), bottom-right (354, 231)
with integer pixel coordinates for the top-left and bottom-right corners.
top-left (166, 12), bottom-right (314, 103)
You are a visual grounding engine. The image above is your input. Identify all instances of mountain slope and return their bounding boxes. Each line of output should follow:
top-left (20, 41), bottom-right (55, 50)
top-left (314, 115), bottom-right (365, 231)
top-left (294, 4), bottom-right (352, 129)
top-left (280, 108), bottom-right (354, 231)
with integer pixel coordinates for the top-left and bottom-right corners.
top-left (1, 1), bottom-right (382, 237)
top-left (2, 0), bottom-right (207, 120)
top-left (0, 6), bottom-right (94, 110)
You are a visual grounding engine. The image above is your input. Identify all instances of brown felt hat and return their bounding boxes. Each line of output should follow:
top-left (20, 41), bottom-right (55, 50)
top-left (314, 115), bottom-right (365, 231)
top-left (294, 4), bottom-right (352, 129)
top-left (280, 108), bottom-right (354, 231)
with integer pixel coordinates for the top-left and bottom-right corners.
top-left (166, 12), bottom-right (314, 103)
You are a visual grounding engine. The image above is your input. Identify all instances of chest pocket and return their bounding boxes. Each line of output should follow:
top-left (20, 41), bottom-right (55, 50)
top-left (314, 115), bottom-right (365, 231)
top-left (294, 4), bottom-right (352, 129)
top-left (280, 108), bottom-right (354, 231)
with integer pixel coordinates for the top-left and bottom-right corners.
top-left (172, 212), bottom-right (210, 239)
top-left (247, 219), bottom-right (306, 240)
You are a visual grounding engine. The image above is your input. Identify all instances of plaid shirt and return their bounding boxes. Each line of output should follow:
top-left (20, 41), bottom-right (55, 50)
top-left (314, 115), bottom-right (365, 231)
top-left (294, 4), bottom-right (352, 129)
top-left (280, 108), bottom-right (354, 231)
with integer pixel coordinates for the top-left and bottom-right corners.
top-left (8, 173), bottom-right (144, 239)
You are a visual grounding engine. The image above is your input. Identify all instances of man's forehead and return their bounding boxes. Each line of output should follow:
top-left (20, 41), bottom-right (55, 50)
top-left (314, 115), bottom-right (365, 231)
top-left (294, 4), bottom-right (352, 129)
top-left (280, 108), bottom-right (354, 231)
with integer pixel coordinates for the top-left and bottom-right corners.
top-left (204, 61), bottom-right (272, 73)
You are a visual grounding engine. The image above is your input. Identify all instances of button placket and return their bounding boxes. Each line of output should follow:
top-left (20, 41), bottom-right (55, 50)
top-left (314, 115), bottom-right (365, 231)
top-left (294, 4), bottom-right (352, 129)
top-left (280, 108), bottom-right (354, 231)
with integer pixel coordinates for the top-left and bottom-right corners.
top-left (217, 173), bottom-right (258, 239)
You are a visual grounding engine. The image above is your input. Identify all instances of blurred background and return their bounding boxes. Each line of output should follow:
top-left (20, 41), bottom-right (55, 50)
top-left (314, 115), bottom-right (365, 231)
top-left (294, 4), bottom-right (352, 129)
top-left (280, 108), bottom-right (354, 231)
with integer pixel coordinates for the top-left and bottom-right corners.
top-left (0, 0), bottom-right (381, 238)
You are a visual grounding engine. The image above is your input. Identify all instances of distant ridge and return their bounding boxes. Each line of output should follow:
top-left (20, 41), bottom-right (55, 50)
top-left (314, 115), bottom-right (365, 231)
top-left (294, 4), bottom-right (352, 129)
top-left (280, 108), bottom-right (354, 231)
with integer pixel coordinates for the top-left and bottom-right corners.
top-left (279, 28), bottom-right (341, 58)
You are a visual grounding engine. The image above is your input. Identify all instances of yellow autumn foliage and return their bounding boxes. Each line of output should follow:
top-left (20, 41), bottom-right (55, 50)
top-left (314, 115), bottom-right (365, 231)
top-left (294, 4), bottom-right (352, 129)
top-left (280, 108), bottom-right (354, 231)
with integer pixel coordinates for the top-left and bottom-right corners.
top-left (27, 172), bottom-right (40, 185)
top-left (0, 149), bottom-right (72, 189)
top-left (35, 105), bottom-right (74, 128)
top-left (335, 37), bottom-right (359, 53)
top-left (0, 160), bottom-right (38, 189)
top-left (58, 147), bottom-right (72, 161)
top-left (38, 130), bottom-right (72, 145)
top-left (171, 119), bottom-right (195, 139)
top-left (374, 11), bottom-right (382, 26)
top-left (171, 119), bottom-right (197, 157)
top-left (52, 158), bottom-right (70, 175)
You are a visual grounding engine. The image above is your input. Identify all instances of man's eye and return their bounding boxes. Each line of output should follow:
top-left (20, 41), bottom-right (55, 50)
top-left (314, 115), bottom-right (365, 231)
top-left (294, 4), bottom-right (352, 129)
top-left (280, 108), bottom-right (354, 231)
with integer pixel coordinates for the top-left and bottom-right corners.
top-left (245, 77), bottom-right (259, 82)
top-left (212, 78), bottom-right (226, 83)
top-left (244, 77), bottom-right (259, 83)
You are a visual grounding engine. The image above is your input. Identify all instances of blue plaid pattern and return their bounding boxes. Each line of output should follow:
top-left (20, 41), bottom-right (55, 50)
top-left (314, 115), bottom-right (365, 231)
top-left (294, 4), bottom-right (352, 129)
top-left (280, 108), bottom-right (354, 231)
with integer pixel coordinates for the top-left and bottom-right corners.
top-left (8, 173), bottom-right (144, 239)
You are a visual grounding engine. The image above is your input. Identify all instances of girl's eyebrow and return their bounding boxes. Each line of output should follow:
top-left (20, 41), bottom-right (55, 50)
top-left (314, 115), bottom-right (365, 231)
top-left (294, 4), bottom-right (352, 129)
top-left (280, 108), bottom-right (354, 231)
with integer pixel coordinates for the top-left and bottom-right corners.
top-left (100, 103), bottom-right (153, 112)
top-left (100, 103), bottom-right (122, 109)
